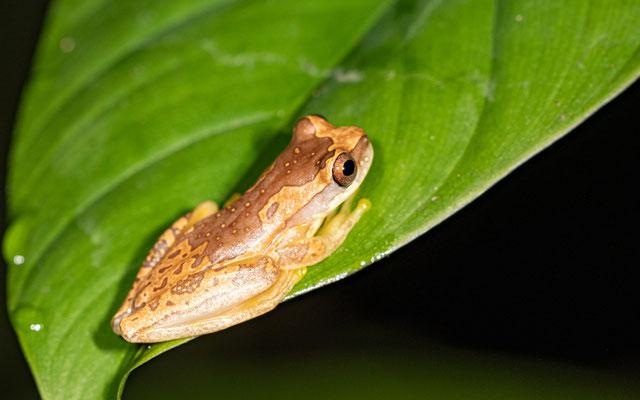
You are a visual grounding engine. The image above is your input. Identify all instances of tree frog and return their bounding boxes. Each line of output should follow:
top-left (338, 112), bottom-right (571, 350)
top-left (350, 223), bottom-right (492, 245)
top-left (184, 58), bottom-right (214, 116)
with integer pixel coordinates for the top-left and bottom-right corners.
top-left (111, 116), bottom-right (373, 342)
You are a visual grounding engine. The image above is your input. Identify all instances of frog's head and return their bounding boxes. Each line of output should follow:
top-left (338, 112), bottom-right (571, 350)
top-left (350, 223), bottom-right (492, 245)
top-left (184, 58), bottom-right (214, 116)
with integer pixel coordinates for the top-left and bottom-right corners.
top-left (276, 115), bottom-right (373, 226)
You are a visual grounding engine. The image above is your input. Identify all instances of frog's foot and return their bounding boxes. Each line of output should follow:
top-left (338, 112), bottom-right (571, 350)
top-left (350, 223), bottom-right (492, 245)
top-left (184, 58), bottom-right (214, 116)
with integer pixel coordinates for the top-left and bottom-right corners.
top-left (275, 191), bottom-right (371, 270)
top-left (112, 200), bottom-right (218, 335)
top-left (184, 201), bottom-right (219, 231)
top-left (318, 191), bottom-right (371, 241)
top-left (223, 193), bottom-right (242, 208)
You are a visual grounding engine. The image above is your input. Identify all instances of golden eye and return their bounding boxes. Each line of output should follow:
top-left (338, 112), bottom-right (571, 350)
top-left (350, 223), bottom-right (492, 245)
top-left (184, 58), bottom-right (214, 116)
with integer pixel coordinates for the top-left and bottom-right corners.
top-left (332, 152), bottom-right (357, 187)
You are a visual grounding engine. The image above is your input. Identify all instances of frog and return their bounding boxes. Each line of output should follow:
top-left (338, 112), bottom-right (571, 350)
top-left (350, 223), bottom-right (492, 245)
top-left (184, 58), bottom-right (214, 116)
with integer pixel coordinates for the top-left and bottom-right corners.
top-left (111, 115), bottom-right (373, 342)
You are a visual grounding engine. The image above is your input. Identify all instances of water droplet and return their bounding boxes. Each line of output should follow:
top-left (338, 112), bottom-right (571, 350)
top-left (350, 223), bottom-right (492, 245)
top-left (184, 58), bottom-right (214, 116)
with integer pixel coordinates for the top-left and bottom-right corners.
top-left (13, 255), bottom-right (25, 265)
top-left (360, 261), bottom-right (366, 266)
top-left (13, 305), bottom-right (46, 336)
top-left (59, 37), bottom-right (76, 53)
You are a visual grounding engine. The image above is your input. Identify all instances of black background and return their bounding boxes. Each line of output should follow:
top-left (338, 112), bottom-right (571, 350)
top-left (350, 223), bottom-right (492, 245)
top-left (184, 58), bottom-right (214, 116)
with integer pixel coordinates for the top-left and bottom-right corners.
top-left (1, 1), bottom-right (638, 398)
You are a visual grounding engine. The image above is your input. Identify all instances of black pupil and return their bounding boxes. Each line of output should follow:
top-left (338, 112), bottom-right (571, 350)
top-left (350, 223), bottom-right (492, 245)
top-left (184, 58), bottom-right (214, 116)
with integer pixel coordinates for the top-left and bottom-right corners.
top-left (342, 159), bottom-right (355, 176)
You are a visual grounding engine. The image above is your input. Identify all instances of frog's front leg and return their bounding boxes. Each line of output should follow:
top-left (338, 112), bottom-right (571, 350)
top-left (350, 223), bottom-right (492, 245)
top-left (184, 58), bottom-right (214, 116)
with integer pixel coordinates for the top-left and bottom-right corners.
top-left (111, 201), bottom-right (218, 334)
top-left (275, 194), bottom-right (371, 270)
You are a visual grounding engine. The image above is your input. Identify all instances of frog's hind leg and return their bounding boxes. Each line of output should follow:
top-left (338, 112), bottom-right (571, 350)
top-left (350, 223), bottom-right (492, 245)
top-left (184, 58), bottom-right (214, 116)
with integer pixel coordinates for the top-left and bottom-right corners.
top-left (111, 201), bottom-right (218, 334)
top-left (214, 268), bottom-right (306, 327)
top-left (126, 259), bottom-right (305, 342)
top-left (158, 268), bottom-right (306, 340)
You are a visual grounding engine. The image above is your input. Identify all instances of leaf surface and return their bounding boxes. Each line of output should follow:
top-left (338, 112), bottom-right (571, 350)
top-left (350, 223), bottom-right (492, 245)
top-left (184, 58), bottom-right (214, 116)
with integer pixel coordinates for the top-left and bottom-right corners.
top-left (4, 0), bottom-right (639, 398)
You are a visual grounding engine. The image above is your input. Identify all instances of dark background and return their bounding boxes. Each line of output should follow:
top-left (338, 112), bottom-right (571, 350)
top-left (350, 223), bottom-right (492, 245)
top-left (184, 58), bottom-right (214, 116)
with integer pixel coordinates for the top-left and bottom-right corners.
top-left (2, 1), bottom-right (638, 398)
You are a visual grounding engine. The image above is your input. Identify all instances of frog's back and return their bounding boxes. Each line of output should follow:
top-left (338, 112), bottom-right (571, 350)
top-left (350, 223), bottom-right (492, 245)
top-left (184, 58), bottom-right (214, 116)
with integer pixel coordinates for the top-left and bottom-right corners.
top-left (131, 128), bottom-right (336, 302)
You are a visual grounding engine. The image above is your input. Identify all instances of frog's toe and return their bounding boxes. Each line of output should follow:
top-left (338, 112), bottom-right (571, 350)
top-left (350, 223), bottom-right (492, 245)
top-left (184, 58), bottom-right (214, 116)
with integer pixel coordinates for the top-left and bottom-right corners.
top-left (319, 196), bottom-right (371, 237)
top-left (193, 201), bottom-right (218, 218)
top-left (223, 193), bottom-right (242, 208)
top-left (183, 201), bottom-right (219, 231)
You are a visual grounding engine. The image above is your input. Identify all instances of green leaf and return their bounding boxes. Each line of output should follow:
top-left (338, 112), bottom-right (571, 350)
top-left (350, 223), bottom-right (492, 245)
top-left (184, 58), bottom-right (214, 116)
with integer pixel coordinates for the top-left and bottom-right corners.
top-left (4, 0), bottom-right (639, 398)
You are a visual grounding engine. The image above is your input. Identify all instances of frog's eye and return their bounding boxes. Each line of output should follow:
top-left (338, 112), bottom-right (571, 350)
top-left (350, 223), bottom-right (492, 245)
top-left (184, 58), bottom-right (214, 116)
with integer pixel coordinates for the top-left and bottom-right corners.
top-left (332, 152), bottom-right (357, 187)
